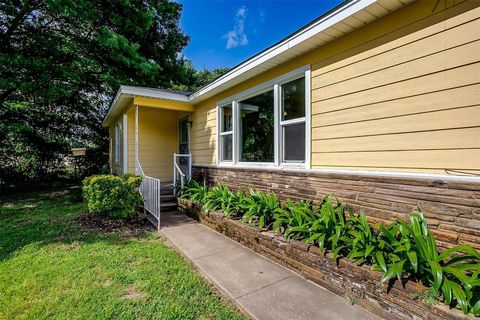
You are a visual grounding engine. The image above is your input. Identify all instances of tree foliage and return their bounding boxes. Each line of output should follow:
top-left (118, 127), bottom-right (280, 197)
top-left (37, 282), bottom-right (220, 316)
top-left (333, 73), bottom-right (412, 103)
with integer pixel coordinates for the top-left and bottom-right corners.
top-left (0, 0), bottom-right (224, 186)
top-left (172, 60), bottom-right (229, 92)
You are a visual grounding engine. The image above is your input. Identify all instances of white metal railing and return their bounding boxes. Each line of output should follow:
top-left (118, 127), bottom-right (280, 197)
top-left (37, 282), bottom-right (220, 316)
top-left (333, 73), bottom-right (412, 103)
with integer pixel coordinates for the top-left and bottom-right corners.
top-left (173, 153), bottom-right (192, 195)
top-left (135, 159), bottom-right (145, 176)
top-left (136, 160), bottom-right (161, 229)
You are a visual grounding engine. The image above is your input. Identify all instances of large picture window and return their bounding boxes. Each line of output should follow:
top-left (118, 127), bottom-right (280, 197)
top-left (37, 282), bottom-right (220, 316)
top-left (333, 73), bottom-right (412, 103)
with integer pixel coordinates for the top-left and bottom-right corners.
top-left (217, 66), bottom-right (309, 167)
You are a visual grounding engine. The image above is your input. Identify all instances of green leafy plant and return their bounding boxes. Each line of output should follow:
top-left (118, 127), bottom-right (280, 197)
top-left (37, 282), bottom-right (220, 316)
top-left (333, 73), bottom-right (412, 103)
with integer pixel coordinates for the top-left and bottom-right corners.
top-left (178, 180), bottom-right (209, 203)
top-left (241, 188), bottom-right (278, 229)
top-left (222, 190), bottom-right (247, 218)
top-left (380, 210), bottom-right (480, 315)
top-left (273, 199), bottom-right (316, 240)
top-left (306, 195), bottom-right (352, 259)
top-left (82, 174), bottom-right (142, 218)
top-left (342, 213), bottom-right (392, 268)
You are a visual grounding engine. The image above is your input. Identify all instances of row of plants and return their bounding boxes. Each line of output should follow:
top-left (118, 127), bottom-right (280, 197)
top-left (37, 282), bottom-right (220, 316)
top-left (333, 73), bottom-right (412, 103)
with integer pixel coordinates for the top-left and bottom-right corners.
top-left (178, 180), bottom-right (480, 316)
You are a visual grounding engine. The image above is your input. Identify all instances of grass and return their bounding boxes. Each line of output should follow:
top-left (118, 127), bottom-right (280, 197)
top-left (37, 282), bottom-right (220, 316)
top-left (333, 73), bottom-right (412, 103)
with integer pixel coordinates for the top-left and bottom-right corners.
top-left (0, 186), bottom-right (246, 320)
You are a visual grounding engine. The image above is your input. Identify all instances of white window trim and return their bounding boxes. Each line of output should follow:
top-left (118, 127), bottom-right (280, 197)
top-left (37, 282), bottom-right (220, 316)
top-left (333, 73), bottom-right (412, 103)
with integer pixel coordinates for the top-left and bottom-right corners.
top-left (216, 65), bottom-right (311, 168)
top-left (279, 74), bottom-right (308, 166)
top-left (217, 104), bottom-right (234, 163)
top-left (114, 121), bottom-right (121, 164)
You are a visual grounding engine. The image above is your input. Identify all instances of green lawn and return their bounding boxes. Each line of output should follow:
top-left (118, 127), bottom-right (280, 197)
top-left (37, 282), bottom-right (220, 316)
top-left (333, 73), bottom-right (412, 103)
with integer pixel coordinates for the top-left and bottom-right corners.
top-left (0, 186), bottom-right (246, 320)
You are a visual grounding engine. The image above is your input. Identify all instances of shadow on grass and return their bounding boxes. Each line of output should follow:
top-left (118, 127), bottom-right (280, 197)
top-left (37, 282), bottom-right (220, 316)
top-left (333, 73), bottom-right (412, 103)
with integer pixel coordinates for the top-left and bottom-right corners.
top-left (0, 186), bottom-right (154, 261)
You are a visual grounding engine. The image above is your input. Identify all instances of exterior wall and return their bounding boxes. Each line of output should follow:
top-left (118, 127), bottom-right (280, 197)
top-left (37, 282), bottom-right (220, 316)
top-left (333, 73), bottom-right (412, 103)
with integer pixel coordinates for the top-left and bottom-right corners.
top-left (193, 165), bottom-right (480, 251)
top-left (189, 0), bottom-right (480, 175)
top-left (137, 107), bottom-right (177, 181)
top-left (190, 103), bottom-right (216, 164)
top-left (310, 4), bottom-right (480, 174)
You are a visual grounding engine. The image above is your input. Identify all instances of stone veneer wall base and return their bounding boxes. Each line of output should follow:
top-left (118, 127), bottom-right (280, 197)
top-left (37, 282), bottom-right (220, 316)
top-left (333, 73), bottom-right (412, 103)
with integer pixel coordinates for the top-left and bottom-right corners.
top-left (192, 166), bottom-right (480, 251)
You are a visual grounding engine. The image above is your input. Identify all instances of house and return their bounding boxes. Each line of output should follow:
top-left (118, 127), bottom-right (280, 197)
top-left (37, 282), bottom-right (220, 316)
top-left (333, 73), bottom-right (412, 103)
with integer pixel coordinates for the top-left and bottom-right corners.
top-left (102, 0), bottom-right (480, 247)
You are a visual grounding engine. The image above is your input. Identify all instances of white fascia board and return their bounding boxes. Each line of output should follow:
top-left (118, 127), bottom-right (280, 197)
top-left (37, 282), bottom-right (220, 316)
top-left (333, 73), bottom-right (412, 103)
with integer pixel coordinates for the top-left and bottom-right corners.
top-left (102, 86), bottom-right (189, 127)
top-left (121, 86), bottom-right (189, 102)
top-left (188, 0), bottom-right (377, 103)
top-left (286, 0), bottom-right (376, 48)
top-left (102, 87), bottom-right (125, 127)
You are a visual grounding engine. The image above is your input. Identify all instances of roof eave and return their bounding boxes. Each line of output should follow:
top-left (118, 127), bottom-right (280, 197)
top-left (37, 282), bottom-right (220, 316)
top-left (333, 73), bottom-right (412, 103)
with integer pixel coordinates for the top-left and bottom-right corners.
top-left (102, 86), bottom-right (190, 127)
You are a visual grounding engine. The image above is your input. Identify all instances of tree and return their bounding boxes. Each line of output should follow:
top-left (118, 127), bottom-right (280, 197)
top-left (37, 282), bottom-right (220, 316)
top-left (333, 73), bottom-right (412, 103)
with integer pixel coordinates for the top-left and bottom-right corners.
top-left (0, 0), bottom-right (191, 185)
top-left (173, 59), bottom-right (230, 92)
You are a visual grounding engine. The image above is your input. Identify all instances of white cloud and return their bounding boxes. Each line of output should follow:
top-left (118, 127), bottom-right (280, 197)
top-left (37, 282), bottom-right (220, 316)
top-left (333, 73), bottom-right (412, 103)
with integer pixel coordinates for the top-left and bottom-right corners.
top-left (223, 5), bottom-right (248, 49)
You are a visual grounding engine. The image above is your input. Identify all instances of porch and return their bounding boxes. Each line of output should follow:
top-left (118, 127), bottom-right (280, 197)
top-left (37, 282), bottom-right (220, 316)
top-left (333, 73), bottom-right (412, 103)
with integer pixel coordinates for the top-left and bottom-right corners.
top-left (121, 92), bottom-right (194, 228)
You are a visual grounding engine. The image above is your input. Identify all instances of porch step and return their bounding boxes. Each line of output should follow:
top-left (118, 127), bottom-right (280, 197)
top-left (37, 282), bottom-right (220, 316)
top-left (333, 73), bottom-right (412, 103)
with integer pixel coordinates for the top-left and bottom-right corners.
top-left (161, 201), bottom-right (178, 211)
top-left (161, 194), bottom-right (176, 202)
top-left (160, 187), bottom-right (173, 197)
top-left (160, 181), bottom-right (174, 195)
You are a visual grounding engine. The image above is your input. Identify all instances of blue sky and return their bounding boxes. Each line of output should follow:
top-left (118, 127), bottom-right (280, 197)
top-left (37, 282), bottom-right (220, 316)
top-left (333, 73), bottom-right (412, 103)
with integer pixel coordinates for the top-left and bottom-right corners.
top-left (179, 0), bottom-right (344, 70)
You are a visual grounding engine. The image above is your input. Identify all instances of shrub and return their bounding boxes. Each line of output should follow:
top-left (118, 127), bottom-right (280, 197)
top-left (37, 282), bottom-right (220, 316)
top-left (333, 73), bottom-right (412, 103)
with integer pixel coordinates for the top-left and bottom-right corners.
top-left (82, 174), bottom-right (143, 218)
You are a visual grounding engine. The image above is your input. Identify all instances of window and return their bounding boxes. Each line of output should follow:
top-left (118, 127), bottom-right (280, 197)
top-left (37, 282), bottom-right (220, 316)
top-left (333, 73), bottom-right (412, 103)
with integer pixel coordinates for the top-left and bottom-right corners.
top-left (281, 77), bottom-right (306, 162)
top-left (239, 90), bottom-right (274, 162)
top-left (114, 122), bottom-right (120, 163)
top-left (220, 105), bottom-right (233, 161)
top-left (217, 66), bottom-right (309, 167)
top-left (179, 117), bottom-right (189, 154)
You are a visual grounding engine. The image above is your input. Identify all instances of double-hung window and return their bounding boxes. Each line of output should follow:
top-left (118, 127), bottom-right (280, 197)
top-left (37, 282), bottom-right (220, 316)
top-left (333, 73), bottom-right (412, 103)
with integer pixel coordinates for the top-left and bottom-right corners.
top-left (217, 66), bottom-right (309, 167)
top-left (220, 104), bottom-right (233, 162)
top-left (280, 77), bottom-right (306, 163)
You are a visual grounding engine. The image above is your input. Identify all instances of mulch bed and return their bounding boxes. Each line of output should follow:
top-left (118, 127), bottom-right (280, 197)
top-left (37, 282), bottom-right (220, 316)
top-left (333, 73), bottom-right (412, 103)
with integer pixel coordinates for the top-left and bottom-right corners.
top-left (74, 213), bottom-right (155, 237)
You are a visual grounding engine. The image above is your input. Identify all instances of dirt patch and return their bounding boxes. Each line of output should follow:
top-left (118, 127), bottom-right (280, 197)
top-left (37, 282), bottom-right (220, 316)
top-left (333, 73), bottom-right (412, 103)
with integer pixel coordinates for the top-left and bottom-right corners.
top-left (73, 213), bottom-right (155, 237)
top-left (122, 286), bottom-right (148, 300)
top-left (100, 279), bottom-right (112, 287)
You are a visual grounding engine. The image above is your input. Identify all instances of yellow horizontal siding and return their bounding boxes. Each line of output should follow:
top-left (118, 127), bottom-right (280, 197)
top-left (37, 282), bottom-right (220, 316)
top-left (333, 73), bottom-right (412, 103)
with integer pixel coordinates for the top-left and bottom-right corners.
top-left (312, 84), bottom-right (479, 123)
top-left (191, 104), bottom-right (217, 165)
top-left (313, 42), bottom-right (479, 101)
top-left (312, 149), bottom-right (480, 171)
top-left (182, 1), bottom-right (480, 175)
top-left (138, 107), bottom-right (177, 180)
top-left (312, 127), bottom-right (480, 152)
top-left (310, 6), bottom-right (480, 173)
top-left (312, 106), bottom-right (480, 140)
top-left (311, 14), bottom-right (480, 80)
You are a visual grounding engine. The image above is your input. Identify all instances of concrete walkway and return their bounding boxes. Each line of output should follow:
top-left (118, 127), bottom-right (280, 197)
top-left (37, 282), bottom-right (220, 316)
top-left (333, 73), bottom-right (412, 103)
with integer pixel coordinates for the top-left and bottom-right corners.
top-left (160, 212), bottom-right (381, 320)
